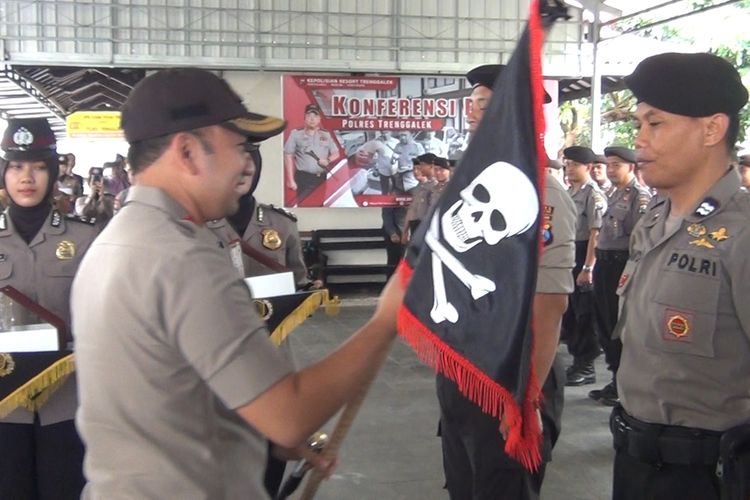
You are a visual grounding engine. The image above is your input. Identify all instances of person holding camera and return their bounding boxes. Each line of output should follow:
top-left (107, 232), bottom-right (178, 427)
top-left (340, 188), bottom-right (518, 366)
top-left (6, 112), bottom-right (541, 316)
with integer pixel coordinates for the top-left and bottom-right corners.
top-left (75, 166), bottom-right (115, 226)
top-left (0, 118), bottom-right (99, 500)
top-left (57, 153), bottom-right (84, 199)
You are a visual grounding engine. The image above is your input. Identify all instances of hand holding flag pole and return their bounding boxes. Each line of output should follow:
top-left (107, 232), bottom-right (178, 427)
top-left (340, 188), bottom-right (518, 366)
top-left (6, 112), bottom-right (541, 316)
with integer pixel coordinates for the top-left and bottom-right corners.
top-left (296, 1), bottom-right (568, 496)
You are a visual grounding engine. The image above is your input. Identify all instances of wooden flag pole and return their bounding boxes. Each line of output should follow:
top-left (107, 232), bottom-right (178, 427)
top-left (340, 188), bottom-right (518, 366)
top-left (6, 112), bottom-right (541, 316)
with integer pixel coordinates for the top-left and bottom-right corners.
top-left (298, 344), bottom-right (390, 500)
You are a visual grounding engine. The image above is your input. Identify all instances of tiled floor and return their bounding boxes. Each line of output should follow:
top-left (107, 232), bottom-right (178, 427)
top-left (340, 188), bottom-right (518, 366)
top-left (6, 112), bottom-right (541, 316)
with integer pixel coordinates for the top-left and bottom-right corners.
top-left (287, 301), bottom-right (615, 499)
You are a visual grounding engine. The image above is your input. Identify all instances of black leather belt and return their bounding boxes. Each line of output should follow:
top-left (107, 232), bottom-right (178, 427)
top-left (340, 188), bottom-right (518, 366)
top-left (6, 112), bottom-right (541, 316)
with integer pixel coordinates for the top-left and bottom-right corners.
top-left (610, 406), bottom-right (722, 466)
top-left (596, 249), bottom-right (629, 263)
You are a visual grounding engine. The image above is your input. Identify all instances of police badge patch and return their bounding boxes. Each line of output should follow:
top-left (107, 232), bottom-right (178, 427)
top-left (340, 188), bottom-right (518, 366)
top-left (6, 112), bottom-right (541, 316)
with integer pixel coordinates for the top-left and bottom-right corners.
top-left (261, 229), bottom-right (282, 250)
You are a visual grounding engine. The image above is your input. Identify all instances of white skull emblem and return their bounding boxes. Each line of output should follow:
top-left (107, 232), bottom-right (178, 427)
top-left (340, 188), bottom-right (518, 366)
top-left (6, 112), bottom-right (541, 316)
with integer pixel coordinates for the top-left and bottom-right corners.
top-left (441, 161), bottom-right (539, 253)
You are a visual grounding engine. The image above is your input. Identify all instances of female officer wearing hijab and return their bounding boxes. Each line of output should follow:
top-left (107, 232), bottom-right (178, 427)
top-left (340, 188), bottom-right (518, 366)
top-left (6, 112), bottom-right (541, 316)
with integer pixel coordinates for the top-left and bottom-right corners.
top-left (0, 118), bottom-right (98, 499)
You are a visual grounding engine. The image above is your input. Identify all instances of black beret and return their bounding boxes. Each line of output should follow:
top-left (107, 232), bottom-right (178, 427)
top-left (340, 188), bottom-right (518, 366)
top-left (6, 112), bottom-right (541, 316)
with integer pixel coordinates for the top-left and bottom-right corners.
top-left (604, 146), bottom-right (637, 164)
top-left (625, 52), bottom-right (748, 117)
top-left (563, 146), bottom-right (596, 164)
top-left (594, 154), bottom-right (608, 164)
top-left (447, 158), bottom-right (459, 168)
top-left (466, 64), bottom-right (552, 104)
top-left (434, 157), bottom-right (450, 169)
top-left (417, 153), bottom-right (437, 164)
top-left (739, 154), bottom-right (750, 168)
top-left (411, 157), bottom-right (420, 166)
top-left (1, 118), bottom-right (57, 161)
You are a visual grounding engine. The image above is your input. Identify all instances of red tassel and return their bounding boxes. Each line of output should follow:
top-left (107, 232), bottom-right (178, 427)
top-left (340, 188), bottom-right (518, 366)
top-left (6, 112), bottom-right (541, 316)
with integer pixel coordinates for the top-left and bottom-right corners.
top-left (397, 302), bottom-right (543, 471)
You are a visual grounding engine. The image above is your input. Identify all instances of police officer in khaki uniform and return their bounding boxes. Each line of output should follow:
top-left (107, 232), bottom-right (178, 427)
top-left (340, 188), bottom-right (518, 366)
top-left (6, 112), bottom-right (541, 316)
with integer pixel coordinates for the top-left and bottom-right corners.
top-left (611, 52), bottom-right (750, 500)
top-left (436, 63), bottom-right (573, 500)
top-left (283, 104), bottom-right (339, 203)
top-left (738, 154), bottom-right (750, 190)
top-left (588, 146), bottom-right (651, 406)
top-left (592, 153), bottom-right (615, 197)
top-left (210, 147), bottom-right (310, 288)
top-left (402, 154), bottom-right (437, 244)
top-left (0, 118), bottom-right (98, 499)
top-left (562, 145), bottom-right (607, 386)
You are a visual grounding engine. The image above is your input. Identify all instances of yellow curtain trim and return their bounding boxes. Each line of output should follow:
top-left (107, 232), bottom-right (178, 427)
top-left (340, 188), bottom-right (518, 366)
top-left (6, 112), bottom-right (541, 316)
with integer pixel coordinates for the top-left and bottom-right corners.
top-left (0, 353), bottom-right (75, 419)
top-left (270, 290), bottom-right (341, 346)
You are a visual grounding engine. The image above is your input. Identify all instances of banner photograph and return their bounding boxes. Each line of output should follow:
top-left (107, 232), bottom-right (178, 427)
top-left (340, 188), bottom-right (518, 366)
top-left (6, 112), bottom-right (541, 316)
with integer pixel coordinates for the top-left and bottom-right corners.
top-left (282, 75), bottom-right (469, 208)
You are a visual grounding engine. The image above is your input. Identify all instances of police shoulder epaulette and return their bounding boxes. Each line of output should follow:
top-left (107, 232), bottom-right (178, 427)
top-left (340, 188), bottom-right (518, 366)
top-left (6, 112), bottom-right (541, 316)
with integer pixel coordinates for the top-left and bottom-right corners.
top-left (266, 204), bottom-right (297, 222)
top-left (65, 213), bottom-right (97, 226)
top-left (0, 213), bottom-right (7, 231)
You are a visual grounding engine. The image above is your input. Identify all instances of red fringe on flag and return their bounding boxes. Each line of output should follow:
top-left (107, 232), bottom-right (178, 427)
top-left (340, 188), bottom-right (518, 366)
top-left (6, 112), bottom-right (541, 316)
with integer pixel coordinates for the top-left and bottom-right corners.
top-left (396, 260), bottom-right (543, 471)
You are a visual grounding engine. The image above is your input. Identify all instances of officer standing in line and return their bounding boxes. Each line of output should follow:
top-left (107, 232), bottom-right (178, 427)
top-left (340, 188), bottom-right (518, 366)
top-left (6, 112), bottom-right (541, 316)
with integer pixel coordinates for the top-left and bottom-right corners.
top-left (402, 154), bottom-right (437, 245)
top-left (738, 154), bottom-right (750, 190)
top-left (611, 52), bottom-right (750, 500)
top-left (435, 63), bottom-right (575, 500)
top-left (592, 154), bottom-right (615, 196)
top-left (588, 146), bottom-right (650, 407)
top-left (562, 145), bottom-right (607, 386)
top-left (0, 118), bottom-right (98, 499)
top-left (283, 104), bottom-right (339, 203)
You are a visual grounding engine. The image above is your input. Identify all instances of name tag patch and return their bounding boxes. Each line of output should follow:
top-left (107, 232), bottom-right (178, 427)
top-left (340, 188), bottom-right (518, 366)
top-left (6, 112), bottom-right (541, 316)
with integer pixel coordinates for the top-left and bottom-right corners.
top-left (666, 252), bottom-right (717, 277)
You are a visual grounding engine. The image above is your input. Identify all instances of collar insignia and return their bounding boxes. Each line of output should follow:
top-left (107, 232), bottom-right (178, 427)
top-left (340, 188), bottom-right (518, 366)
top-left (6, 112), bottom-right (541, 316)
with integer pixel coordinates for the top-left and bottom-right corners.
top-left (51, 210), bottom-right (62, 228)
top-left (694, 197), bottom-right (719, 217)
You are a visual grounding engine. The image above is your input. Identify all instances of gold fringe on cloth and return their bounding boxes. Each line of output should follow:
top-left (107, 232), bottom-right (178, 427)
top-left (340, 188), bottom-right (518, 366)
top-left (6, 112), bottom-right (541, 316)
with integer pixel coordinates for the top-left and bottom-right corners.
top-left (270, 290), bottom-right (341, 346)
top-left (0, 353), bottom-right (75, 418)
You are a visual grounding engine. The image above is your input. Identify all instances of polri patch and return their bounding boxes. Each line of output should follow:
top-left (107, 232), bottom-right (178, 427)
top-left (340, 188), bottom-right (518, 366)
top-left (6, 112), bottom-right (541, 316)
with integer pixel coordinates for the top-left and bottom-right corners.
top-left (663, 308), bottom-right (693, 342)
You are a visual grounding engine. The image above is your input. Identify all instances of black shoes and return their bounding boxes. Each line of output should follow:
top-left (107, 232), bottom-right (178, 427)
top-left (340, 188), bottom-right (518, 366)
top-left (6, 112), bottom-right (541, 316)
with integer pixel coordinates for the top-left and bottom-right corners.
top-left (565, 361), bottom-right (596, 386)
top-left (588, 381), bottom-right (619, 406)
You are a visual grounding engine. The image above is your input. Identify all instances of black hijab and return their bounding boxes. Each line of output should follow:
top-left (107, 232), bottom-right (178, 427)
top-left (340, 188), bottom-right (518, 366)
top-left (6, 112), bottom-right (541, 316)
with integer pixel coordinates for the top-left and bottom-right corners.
top-left (0, 118), bottom-right (59, 244)
top-left (227, 148), bottom-right (262, 236)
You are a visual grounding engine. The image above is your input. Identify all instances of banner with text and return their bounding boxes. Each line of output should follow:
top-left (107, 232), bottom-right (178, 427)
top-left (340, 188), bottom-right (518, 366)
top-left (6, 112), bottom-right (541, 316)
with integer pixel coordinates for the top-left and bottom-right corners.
top-left (282, 75), bottom-right (469, 208)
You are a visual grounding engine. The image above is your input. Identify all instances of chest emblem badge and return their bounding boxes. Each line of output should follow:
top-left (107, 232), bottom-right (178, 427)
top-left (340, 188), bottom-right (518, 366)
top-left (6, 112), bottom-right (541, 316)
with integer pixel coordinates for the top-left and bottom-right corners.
top-left (261, 229), bottom-right (282, 250)
top-left (55, 240), bottom-right (76, 260)
top-left (666, 314), bottom-right (690, 338)
top-left (709, 227), bottom-right (729, 242)
top-left (0, 353), bottom-right (15, 377)
top-left (687, 223), bottom-right (715, 249)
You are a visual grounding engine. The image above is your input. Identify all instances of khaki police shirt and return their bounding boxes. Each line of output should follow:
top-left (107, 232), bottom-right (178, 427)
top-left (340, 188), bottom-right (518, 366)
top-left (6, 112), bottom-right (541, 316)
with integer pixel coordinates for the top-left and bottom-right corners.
top-left (283, 128), bottom-right (338, 175)
top-left (616, 170), bottom-right (750, 431)
top-left (0, 209), bottom-right (98, 425)
top-left (598, 178), bottom-right (652, 251)
top-left (209, 205), bottom-right (307, 285)
top-left (72, 186), bottom-right (293, 499)
top-left (537, 173), bottom-right (576, 294)
top-left (569, 180), bottom-right (606, 241)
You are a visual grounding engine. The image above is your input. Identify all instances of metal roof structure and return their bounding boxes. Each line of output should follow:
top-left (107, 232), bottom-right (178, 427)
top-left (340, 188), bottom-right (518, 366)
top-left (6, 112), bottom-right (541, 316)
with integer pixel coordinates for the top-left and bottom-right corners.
top-left (0, 1), bottom-right (742, 137)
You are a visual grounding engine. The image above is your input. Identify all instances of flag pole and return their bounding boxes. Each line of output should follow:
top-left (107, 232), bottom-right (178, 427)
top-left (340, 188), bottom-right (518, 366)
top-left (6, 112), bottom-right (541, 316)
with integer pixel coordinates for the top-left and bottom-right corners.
top-left (297, 264), bottom-right (408, 499)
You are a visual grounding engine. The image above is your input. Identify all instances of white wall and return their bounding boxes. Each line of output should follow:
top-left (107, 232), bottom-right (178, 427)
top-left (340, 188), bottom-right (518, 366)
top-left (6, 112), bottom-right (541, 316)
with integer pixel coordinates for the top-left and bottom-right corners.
top-left (224, 70), bottom-right (384, 232)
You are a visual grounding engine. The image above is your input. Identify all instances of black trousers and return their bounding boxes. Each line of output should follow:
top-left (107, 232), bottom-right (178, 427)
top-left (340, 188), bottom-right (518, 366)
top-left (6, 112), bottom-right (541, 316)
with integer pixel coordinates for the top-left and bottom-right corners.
top-left (294, 170), bottom-right (326, 202)
top-left (0, 417), bottom-right (85, 500)
top-left (592, 249), bottom-right (627, 375)
top-left (379, 174), bottom-right (393, 195)
top-left (436, 363), bottom-right (562, 500)
top-left (561, 241), bottom-right (600, 363)
top-left (613, 447), bottom-right (720, 500)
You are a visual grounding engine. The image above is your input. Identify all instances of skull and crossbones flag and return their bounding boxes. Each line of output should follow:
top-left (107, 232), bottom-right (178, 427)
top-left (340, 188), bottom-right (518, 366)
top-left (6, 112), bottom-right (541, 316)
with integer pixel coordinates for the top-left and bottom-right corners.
top-left (396, 0), bottom-right (562, 471)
